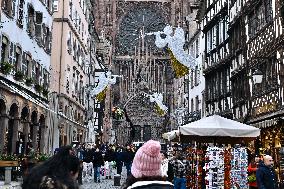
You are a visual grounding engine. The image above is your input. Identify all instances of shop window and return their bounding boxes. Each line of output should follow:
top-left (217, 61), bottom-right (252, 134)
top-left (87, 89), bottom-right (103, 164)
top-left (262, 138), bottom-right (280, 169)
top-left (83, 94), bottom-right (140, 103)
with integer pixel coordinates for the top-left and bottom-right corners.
top-left (27, 5), bottom-right (35, 36)
top-left (17, 0), bottom-right (25, 28)
top-left (1, 36), bottom-right (9, 63)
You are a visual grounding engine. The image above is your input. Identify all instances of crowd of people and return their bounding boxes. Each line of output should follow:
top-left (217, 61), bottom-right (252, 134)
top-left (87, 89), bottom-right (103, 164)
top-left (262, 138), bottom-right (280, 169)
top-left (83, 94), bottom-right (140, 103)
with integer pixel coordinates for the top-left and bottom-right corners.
top-left (21, 140), bottom-right (280, 189)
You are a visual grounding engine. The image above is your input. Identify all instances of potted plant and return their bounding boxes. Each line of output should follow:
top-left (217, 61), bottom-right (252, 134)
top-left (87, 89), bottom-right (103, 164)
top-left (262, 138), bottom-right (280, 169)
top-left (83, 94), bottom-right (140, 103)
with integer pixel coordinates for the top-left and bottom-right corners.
top-left (25, 77), bottom-right (34, 86)
top-left (0, 61), bottom-right (13, 75)
top-left (42, 88), bottom-right (49, 98)
top-left (112, 107), bottom-right (124, 120)
top-left (14, 71), bottom-right (24, 81)
top-left (35, 84), bottom-right (43, 93)
top-left (0, 154), bottom-right (18, 167)
top-left (37, 154), bottom-right (50, 162)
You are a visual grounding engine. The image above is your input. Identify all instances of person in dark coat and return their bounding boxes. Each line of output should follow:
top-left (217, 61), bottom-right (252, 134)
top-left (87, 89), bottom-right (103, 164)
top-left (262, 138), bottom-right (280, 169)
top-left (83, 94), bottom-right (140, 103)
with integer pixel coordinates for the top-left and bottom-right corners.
top-left (93, 148), bottom-right (104, 183)
top-left (104, 147), bottom-right (115, 179)
top-left (256, 155), bottom-right (278, 189)
top-left (122, 140), bottom-right (173, 189)
top-left (123, 146), bottom-right (135, 176)
top-left (115, 147), bottom-right (123, 175)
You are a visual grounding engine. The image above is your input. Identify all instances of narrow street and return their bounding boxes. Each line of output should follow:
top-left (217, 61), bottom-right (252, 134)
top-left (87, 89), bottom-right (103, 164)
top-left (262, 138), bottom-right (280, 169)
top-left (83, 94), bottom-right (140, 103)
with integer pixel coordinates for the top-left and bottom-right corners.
top-left (80, 168), bottom-right (127, 189)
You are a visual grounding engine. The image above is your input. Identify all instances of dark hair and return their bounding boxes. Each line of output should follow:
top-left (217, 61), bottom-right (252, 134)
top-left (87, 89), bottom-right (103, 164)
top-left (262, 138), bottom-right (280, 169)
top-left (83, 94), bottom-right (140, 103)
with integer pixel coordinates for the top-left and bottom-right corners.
top-left (122, 174), bottom-right (166, 189)
top-left (22, 146), bottom-right (80, 189)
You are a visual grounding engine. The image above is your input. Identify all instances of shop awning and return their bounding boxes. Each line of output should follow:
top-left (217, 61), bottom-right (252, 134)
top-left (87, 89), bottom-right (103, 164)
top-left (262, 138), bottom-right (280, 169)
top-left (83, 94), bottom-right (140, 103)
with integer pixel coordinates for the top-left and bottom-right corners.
top-left (179, 115), bottom-right (260, 143)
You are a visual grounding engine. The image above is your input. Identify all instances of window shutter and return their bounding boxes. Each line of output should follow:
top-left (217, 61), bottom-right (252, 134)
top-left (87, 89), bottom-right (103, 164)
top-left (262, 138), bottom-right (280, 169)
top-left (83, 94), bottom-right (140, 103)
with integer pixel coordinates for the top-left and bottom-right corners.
top-left (35, 12), bottom-right (43, 43)
top-left (42, 23), bottom-right (46, 46)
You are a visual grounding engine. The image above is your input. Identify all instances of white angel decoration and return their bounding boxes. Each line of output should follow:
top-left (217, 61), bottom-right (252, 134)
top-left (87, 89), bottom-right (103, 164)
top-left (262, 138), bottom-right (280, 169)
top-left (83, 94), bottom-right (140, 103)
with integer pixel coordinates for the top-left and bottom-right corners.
top-left (90, 71), bottom-right (121, 98)
top-left (148, 93), bottom-right (168, 115)
top-left (153, 25), bottom-right (196, 69)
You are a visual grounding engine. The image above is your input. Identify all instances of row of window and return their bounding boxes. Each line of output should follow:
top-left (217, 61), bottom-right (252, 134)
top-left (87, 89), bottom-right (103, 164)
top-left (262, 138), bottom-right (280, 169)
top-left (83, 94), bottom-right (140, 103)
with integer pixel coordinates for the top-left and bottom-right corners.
top-left (59, 102), bottom-right (85, 124)
top-left (66, 66), bottom-right (85, 106)
top-left (190, 96), bottom-right (200, 113)
top-left (1, 35), bottom-right (49, 88)
top-left (67, 31), bottom-right (86, 67)
top-left (190, 66), bottom-right (201, 88)
top-left (248, 0), bottom-right (273, 38)
top-left (1, 1), bottom-right (52, 54)
top-left (68, 0), bottom-right (87, 42)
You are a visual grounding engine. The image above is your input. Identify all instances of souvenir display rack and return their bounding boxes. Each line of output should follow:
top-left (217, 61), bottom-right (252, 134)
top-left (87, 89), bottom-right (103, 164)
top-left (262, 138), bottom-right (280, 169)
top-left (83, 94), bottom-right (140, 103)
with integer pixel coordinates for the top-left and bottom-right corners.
top-left (204, 147), bottom-right (225, 189)
top-left (230, 147), bottom-right (248, 189)
top-left (184, 145), bottom-right (249, 189)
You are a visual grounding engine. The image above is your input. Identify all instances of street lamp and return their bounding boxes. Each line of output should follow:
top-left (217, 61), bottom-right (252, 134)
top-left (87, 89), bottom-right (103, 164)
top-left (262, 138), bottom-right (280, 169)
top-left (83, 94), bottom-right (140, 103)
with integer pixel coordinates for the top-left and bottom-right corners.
top-left (252, 69), bottom-right (263, 84)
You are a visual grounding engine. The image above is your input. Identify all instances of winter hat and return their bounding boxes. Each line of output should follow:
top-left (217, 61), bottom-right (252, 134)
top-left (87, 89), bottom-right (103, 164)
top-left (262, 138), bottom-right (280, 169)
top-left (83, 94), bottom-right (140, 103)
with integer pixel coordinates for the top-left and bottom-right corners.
top-left (131, 140), bottom-right (162, 178)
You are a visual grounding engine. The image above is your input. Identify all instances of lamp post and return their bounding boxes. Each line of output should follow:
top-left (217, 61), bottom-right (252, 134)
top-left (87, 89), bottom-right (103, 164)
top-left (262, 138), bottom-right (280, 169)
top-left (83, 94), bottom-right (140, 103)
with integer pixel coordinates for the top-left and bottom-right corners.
top-left (252, 69), bottom-right (263, 84)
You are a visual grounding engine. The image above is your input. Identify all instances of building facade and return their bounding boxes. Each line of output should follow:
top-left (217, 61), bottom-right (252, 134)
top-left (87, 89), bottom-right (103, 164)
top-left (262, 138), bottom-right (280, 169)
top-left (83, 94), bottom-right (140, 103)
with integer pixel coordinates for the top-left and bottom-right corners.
top-left (49, 0), bottom-right (90, 151)
top-left (185, 0), bottom-right (205, 124)
top-left (0, 0), bottom-right (53, 154)
top-left (202, 0), bottom-right (232, 118)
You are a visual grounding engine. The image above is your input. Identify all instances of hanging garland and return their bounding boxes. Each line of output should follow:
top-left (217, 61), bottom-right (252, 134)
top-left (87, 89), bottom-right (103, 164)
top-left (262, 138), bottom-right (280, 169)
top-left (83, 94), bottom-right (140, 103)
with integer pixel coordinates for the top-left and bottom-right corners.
top-left (154, 104), bottom-right (166, 116)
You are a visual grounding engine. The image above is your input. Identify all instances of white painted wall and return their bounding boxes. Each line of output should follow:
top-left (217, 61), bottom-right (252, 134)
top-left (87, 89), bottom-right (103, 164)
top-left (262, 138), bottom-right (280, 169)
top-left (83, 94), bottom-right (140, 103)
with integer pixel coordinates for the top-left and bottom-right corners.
top-left (1, 0), bottom-right (52, 70)
top-left (188, 31), bottom-right (205, 117)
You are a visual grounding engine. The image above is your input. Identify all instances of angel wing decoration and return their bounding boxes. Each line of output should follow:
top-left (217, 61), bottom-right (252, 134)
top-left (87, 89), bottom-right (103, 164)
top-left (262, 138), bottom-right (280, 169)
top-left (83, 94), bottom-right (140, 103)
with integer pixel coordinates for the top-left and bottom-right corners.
top-left (90, 71), bottom-right (121, 98)
top-left (153, 25), bottom-right (196, 69)
top-left (149, 93), bottom-right (168, 113)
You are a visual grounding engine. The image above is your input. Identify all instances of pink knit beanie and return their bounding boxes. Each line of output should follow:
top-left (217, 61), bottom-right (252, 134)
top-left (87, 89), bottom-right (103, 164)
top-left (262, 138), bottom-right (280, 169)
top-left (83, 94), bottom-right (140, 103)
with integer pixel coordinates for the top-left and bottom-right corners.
top-left (131, 140), bottom-right (162, 178)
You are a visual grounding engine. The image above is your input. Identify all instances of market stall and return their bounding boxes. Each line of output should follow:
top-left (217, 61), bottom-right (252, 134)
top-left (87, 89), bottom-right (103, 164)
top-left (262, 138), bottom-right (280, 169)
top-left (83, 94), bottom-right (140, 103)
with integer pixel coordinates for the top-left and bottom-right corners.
top-left (179, 115), bottom-right (260, 189)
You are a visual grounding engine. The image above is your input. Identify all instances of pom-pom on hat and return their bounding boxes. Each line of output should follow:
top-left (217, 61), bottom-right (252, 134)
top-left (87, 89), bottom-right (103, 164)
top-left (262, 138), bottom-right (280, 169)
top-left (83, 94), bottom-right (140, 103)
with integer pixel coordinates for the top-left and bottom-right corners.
top-left (131, 140), bottom-right (162, 178)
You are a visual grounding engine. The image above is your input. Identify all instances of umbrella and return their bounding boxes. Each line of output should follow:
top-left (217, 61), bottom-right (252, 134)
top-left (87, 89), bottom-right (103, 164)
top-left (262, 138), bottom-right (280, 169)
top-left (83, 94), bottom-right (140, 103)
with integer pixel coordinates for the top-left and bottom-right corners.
top-left (179, 115), bottom-right (260, 143)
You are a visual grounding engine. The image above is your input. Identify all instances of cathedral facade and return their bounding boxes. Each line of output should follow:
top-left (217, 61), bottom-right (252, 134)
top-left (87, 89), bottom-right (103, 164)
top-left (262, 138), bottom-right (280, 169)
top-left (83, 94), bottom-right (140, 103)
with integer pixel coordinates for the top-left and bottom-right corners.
top-left (93, 0), bottom-right (193, 144)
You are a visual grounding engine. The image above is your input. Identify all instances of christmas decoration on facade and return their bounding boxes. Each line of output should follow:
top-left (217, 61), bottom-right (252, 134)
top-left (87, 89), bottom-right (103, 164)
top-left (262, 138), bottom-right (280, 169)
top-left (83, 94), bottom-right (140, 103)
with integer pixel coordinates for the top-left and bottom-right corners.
top-left (152, 25), bottom-right (196, 77)
top-left (90, 71), bottom-right (122, 101)
top-left (112, 107), bottom-right (124, 120)
top-left (148, 93), bottom-right (168, 116)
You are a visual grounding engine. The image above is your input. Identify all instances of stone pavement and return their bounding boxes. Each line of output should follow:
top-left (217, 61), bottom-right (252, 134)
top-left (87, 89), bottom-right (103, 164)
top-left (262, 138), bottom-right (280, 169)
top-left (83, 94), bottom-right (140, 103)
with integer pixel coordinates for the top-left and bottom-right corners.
top-left (80, 168), bottom-right (127, 189)
top-left (0, 181), bottom-right (22, 189)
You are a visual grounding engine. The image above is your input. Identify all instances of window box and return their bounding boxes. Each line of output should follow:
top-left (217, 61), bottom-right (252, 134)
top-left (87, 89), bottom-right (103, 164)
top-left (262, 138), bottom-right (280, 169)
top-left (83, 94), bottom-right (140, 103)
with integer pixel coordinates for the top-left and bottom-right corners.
top-left (25, 77), bottom-right (34, 86)
top-left (42, 88), bottom-right (49, 97)
top-left (0, 62), bottom-right (13, 75)
top-left (35, 84), bottom-right (43, 93)
top-left (14, 71), bottom-right (24, 81)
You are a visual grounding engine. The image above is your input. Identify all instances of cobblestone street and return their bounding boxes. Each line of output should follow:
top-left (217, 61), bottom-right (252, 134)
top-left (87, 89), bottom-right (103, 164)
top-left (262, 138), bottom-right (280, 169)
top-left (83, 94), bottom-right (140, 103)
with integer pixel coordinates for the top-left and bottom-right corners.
top-left (80, 168), bottom-right (127, 189)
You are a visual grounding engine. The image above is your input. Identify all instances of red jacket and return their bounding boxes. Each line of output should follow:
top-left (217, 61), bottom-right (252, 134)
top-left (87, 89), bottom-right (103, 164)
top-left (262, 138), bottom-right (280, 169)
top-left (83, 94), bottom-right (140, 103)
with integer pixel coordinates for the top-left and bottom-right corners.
top-left (248, 162), bottom-right (258, 187)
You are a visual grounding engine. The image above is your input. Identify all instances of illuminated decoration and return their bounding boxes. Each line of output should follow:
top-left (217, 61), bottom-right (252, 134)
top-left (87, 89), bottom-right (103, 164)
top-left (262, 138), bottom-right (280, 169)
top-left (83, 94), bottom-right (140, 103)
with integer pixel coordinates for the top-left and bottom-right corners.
top-left (95, 88), bottom-right (107, 102)
top-left (168, 48), bottom-right (189, 78)
top-left (90, 71), bottom-right (122, 101)
top-left (148, 93), bottom-right (168, 116)
top-left (152, 25), bottom-right (196, 69)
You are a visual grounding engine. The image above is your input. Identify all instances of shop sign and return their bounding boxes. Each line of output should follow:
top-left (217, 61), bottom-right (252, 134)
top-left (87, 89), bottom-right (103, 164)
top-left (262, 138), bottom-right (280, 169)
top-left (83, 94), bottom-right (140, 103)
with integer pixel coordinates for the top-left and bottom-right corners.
top-left (255, 103), bottom-right (276, 115)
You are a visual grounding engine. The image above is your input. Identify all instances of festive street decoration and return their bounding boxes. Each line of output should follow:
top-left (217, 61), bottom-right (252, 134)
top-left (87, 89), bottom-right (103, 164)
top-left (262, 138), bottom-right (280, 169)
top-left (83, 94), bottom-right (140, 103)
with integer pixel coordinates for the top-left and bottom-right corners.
top-left (148, 93), bottom-right (168, 116)
top-left (168, 48), bottom-right (189, 78)
top-left (152, 25), bottom-right (196, 72)
top-left (90, 71), bottom-right (121, 101)
top-left (112, 107), bottom-right (124, 120)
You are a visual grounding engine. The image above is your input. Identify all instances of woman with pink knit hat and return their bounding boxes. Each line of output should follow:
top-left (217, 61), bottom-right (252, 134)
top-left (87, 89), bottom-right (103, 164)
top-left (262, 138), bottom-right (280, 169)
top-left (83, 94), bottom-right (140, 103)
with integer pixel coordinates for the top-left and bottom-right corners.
top-left (122, 140), bottom-right (174, 189)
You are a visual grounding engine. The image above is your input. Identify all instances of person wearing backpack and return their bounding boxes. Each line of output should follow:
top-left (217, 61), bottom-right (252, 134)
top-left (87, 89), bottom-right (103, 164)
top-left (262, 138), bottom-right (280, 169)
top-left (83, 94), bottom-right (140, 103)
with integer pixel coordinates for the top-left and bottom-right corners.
top-left (170, 152), bottom-right (190, 189)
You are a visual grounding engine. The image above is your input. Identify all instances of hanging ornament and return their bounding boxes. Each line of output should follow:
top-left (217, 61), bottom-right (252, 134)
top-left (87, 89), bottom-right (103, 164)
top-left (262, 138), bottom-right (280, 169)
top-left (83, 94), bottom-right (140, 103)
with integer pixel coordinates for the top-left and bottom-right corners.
top-left (154, 104), bottom-right (166, 116)
top-left (95, 87), bottom-right (107, 102)
top-left (148, 93), bottom-right (168, 116)
top-left (90, 71), bottom-right (122, 99)
top-left (168, 48), bottom-right (189, 78)
top-left (152, 25), bottom-right (196, 69)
